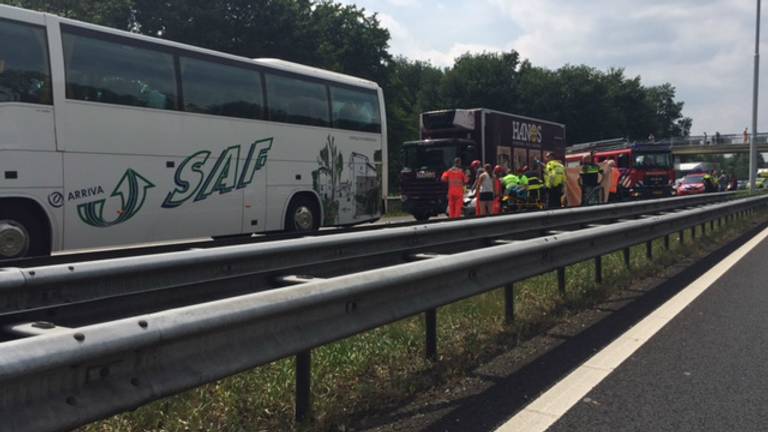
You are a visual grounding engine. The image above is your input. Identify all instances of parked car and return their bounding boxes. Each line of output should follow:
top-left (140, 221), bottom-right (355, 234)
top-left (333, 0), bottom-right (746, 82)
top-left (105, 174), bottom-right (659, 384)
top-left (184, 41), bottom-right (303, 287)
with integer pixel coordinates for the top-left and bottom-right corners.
top-left (676, 173), bottom-right (707, 196)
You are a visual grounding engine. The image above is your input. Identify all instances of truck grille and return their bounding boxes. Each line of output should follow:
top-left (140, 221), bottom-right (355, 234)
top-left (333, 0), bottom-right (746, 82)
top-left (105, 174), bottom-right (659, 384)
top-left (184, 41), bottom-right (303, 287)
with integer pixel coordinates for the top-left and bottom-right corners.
top-left (401, 179), bottom-right (448, 200)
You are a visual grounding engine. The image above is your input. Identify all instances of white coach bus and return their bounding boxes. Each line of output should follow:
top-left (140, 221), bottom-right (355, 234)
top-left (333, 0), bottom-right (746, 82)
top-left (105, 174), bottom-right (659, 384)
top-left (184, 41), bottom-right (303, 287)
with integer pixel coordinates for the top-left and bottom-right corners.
top-left (0, 5), bottom-right (388, 258)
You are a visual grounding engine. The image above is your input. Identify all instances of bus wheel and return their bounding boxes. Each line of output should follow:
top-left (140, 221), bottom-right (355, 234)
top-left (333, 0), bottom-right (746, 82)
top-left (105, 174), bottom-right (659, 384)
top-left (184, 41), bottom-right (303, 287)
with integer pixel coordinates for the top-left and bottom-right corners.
top-left (0, 207), bottom-right (48, 259)
top-left (285, 196), bottom-right (320, 232)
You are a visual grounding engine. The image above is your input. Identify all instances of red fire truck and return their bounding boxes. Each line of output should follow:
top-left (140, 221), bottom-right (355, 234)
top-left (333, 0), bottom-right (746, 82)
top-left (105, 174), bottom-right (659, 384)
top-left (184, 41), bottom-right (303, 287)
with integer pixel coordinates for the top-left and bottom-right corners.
top-left (566, 138), bottom-right (675, 199)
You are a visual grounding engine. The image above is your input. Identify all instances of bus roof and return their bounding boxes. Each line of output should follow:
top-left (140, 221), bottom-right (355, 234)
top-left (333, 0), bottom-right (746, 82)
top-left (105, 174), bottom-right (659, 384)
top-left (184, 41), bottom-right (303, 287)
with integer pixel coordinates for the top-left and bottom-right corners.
top-left (1, 4), bottom-right (380, 91)
top-left (253, 59), bottom-right (378, 90)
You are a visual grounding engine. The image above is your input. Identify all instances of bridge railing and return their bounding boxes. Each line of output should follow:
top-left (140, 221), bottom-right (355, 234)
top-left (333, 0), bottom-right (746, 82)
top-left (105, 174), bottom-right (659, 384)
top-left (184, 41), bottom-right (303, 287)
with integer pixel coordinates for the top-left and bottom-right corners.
top-left (654, 133), bottom-right (768, 147)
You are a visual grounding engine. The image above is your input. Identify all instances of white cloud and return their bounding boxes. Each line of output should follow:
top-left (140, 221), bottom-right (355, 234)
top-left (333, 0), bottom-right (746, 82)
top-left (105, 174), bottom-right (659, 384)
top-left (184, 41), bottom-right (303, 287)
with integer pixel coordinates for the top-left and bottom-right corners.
top-left (350, 0), bottom-right (768, 134)
top-left (376, 12), bottom-right (503, 67)
top-left (385, 0), bottom-right (417, 6)
top-left (484, 0), bottom-right (765, 133)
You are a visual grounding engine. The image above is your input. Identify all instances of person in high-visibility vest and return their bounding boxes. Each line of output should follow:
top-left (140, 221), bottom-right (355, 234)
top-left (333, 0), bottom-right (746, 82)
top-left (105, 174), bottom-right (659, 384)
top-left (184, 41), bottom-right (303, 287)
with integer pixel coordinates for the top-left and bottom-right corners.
top-left (441, 157), bottom-right (467, 219)
top-left (579, 153), bottom-right (603, 206)
top-left (502, 170), bottom-right (520, 199)
top-left (703, 172), bottom-right (716, 193)
top-left (543, 152), bottom-right (566, 209)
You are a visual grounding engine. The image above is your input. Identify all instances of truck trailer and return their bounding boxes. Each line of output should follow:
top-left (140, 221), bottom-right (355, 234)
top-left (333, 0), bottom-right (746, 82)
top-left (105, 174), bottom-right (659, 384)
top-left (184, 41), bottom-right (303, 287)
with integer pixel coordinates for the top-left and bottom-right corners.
top-left (399, 108), bottom-right (566, 221)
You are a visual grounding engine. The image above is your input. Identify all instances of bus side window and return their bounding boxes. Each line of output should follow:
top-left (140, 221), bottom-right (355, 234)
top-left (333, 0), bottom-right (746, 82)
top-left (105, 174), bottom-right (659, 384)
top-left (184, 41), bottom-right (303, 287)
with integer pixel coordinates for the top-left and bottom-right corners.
top-left (0, 19), bottom-right (52, 105)
top-left (62, 27), bottom-right (178, 110)
top-left (180, 56), bottom-right (264, 120)
top-left (265, 73), bottom-right (330, 127)
top-left (330, 86), bottom-right (381, 133)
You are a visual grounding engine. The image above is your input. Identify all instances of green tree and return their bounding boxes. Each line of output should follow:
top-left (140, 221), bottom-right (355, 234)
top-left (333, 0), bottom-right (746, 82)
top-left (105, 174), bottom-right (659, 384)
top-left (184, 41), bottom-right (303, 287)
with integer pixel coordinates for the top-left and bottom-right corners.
top-left (441, 51), bottom-right (521, 111)
top-left (646, 83), bottom-right (691, 138)
top-left (310, 1), bottom-right (391, 83)
top-left (4, 0), bottom-right (695, 188)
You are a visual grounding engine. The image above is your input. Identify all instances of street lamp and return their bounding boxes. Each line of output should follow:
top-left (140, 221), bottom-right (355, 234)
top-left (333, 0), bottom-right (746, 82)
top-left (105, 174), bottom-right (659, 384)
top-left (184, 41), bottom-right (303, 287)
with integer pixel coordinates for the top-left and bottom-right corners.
top-left (750, 0), bottom-right (761, 191)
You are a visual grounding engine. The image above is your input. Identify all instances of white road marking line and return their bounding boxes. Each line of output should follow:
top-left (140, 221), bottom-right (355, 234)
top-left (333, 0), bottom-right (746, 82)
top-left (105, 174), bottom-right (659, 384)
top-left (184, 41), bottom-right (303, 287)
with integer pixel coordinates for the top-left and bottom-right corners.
top-left (496, 225), bottom-right (768, 432)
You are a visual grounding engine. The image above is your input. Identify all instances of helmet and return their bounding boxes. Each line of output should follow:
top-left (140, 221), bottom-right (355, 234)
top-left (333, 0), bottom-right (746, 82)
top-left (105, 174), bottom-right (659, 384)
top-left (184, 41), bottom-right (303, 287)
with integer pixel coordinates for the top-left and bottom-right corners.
top-left (470, 160), bottom-right (481, 170)
top-left (494, 165), bottom-right (506, 176)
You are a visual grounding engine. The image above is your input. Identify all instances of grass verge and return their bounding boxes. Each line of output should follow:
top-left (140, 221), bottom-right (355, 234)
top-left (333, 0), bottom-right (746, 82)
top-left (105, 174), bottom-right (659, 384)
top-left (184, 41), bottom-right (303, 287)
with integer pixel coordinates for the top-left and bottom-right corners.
top-left (83, 211), bottom-right (768, 432)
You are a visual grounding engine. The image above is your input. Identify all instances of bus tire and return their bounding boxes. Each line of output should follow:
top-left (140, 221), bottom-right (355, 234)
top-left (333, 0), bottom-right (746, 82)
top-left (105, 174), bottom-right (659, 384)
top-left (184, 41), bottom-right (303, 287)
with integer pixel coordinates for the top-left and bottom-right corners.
top-left (0, 202), bottom-right (51, 259)
top-left (285, 195), bottom-right (320, 232)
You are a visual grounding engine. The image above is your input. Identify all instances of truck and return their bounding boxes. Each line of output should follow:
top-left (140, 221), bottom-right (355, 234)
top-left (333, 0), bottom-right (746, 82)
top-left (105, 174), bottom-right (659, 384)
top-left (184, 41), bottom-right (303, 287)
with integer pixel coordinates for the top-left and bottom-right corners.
top-left (566, 139), bottom-right (676, 199)
top-left (399, 109), bottom-right (567, 221)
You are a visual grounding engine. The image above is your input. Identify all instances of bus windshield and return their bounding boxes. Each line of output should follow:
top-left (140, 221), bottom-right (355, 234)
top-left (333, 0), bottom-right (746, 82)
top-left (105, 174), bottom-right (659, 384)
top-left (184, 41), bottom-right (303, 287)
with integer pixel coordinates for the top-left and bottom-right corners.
top-left (402, 144), bottom-right (459, 171)
top-left (635, 152), bottom-right (672, 169)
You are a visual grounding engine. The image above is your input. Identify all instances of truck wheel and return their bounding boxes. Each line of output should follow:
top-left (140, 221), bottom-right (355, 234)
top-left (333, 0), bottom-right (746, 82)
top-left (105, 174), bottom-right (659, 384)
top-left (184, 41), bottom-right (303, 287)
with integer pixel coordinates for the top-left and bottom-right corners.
top-left (285, 196), bottom-right (320, 232)
top-left (0, 207), bottom-right (49, 259)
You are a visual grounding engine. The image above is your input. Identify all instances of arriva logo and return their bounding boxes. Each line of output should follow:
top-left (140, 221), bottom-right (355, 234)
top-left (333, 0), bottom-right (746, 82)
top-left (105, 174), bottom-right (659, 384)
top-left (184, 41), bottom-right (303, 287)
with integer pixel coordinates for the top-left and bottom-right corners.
top-left (163, 138), bottom-right (273, 208)
top-left (76, 138), bottom-right (273, 228)
top-left (78, 169), bottom-right (155, 227)
top-left (512, 121), bottom-right (543, 145)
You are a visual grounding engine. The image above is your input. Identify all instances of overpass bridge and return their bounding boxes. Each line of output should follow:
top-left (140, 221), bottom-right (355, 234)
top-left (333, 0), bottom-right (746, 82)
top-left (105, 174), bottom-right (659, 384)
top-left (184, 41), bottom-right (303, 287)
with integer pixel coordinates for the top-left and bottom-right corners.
top-left (571, 133), bottom-right (768, 157)
top-left (668, 133), bottom-right (768, 155)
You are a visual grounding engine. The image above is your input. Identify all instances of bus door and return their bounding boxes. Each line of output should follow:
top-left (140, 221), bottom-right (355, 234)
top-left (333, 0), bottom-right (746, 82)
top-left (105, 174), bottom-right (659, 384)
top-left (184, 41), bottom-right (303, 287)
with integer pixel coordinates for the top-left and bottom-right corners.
top-left (240, 144), bottom-right (268, 233)
top-left (0, 12), bottom-right (56, 153)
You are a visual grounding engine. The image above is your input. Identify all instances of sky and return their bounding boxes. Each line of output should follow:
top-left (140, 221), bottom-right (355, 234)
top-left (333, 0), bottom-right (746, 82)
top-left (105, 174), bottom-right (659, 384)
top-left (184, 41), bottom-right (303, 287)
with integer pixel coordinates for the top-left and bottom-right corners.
top-left (339, 0), bottom-right (768, 136)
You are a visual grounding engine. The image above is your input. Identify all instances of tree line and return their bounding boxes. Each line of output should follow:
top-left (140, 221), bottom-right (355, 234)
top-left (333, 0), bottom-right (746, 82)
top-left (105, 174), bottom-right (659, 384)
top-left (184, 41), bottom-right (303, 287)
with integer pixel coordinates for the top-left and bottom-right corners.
top-left (6, 0), bottom-right (693, 190)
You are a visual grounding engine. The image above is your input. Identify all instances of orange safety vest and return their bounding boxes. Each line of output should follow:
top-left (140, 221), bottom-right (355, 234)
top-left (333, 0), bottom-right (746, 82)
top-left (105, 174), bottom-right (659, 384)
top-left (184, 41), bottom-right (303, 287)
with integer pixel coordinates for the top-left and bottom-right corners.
top-left (610, 168), bottom-right (620, 193)
top-left (441, 168), bottom-right (466, 197)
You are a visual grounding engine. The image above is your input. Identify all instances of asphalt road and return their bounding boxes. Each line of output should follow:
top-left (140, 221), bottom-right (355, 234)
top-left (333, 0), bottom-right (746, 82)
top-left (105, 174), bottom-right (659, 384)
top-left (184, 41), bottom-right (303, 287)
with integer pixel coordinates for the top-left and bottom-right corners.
top-left (548, 231), bottom-right (768, 431)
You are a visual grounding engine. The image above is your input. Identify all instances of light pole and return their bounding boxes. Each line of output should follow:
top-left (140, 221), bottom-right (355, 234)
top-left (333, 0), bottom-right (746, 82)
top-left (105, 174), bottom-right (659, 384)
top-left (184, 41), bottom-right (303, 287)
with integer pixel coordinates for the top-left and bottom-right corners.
top-left (750, 0), bottom-right (761, 191)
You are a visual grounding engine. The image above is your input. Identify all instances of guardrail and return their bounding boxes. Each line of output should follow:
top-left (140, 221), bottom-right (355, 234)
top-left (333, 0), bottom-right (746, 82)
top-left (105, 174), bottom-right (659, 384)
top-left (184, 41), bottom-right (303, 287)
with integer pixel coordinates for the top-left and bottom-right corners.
top-left (0, 193), bottom-right (732, 316)
top-left (0, 192), bottom-right (763, 432)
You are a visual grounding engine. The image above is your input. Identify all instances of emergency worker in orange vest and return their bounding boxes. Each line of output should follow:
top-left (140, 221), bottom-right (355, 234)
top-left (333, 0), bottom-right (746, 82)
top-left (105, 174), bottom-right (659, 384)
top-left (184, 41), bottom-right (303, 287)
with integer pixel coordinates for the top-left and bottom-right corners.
top-left (441, 157), bottom-right (468, 219)
top-left (607, 159), bottom-right (620, 201)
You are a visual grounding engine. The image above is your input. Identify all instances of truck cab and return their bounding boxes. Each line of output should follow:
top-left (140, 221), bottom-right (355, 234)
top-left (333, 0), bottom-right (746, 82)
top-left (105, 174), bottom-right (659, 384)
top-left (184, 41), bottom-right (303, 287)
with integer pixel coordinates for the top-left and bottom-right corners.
top-left (400, 138), bottom-right (477, 221)
top-left (567, 139), bottom-right (675, 200)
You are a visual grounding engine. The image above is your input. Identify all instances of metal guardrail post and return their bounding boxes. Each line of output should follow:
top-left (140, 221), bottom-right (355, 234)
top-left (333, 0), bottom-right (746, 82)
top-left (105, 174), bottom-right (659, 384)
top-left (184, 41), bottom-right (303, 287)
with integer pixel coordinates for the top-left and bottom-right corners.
top-left (557, 268), bottom-right (566, 296)
top-left (623, 248), bottom-right (631, 268)
top-left (595, 256), bottom-right (603, 283)
top-left (691, 225), bottom-right (696, 239)
top-left (504, 284), bottom-right (515, 323)
top-left (664, 234), bottom-right (670, 250)
top-left (679, 230), bottom-right (685, 244)
top-left (295, 350), bottom-right (312, 423)
top-left (646, 241), bottom-right (653, 260)
top-left (425, 309), bottom-right (438, 361)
